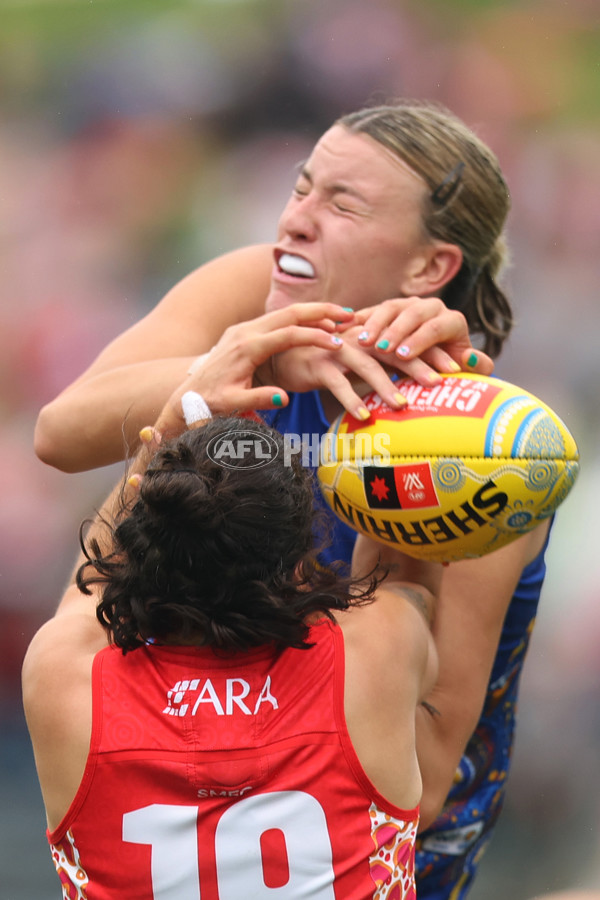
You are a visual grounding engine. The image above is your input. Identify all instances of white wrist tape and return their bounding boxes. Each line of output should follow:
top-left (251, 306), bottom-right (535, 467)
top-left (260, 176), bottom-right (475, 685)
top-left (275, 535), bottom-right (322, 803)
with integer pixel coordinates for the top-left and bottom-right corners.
top-left (187, 351), bottom-right (212, 376)
top-left (181, 390), bottom-right (212, 425)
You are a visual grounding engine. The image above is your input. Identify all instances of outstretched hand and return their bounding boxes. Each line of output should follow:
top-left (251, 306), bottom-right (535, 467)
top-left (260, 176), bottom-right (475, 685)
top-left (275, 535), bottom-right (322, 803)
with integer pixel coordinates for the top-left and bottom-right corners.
top-left (269, 296), bottom-right (494, 420)
top-left (347, 296), bottom-right (494, 377)
top-left (156, 302), bottom-right (354, 430)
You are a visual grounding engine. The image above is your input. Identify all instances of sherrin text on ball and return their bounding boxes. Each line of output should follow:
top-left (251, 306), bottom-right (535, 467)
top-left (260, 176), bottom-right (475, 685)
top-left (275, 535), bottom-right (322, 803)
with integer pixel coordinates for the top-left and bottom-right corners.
top-left (317, 373), bottom-right (579, 562)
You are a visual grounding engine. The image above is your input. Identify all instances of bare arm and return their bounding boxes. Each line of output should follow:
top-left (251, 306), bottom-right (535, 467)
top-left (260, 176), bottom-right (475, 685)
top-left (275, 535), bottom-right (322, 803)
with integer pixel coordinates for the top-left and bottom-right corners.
top-left (339, 538), bottom-right (442, 809)
top-left (341, 524), bottom-right (549, 827)
top-left (34, 244), bottom-right (274, 471)
top-left (416, 521), bottom-right (551, 830)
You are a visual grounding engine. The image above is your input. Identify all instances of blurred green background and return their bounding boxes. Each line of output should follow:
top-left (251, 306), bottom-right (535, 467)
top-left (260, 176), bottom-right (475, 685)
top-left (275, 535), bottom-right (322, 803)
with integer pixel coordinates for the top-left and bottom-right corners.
top-left (1, 1), bottom-right (598, 897)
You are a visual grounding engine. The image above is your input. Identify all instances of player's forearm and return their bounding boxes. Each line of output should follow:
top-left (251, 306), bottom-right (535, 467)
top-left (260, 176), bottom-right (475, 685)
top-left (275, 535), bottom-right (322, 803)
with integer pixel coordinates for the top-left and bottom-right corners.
top-left (34, 357), bottom-right (194, 472)
top-left (415, 686), bottom-right (486, 830)
top-left (415, 543), bottom-right (530, 830)
top-left (415, 631), bottom-right (500, 831)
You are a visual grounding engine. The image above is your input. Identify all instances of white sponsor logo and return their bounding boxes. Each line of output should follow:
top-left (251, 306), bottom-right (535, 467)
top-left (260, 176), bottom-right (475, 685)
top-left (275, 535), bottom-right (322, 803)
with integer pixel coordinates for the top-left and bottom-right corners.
top-left (163, 675), bottom-right (278, 717)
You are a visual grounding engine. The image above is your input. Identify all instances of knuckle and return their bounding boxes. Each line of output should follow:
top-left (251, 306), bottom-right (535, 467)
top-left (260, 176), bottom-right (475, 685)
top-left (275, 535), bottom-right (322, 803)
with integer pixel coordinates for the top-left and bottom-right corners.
top-left (427, 297), bottom-right (444, 312)
top-left (427, 318), bottom-right (445, 340)
top-left (449, 309), bottom-right (467, 329)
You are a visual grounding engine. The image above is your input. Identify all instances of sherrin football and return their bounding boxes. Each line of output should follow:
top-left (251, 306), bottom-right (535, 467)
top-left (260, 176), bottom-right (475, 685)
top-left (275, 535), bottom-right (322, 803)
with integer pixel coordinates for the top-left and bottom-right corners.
top-left (317, 372), bottom-right (579, 562)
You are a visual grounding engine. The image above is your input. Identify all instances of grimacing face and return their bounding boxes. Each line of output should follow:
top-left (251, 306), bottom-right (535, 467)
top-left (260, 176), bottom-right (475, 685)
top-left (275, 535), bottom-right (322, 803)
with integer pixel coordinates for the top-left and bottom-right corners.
top-left (266, 125), bottom-right (432, 314)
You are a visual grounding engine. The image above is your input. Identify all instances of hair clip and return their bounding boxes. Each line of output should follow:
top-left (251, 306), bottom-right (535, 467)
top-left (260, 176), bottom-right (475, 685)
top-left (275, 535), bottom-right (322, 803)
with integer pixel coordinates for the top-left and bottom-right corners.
top-left (431, 161), bottom-right (465, 206)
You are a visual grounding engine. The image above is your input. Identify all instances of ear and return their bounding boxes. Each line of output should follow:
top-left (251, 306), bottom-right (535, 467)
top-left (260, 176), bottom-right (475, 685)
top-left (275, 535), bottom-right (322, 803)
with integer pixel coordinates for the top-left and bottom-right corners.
top-left (398, 242), bottom-right (463, 297)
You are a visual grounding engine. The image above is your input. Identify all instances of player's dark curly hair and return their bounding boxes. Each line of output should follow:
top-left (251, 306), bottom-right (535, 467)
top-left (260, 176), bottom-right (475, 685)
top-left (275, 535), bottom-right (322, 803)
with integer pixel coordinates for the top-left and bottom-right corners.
top-left (77, 417), bottom-right (378, 654)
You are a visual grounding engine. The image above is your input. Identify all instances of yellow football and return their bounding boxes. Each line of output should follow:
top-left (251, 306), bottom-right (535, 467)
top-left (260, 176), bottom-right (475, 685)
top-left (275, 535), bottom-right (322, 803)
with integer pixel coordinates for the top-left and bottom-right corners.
top-left (317, 373), bottom-right (580, 562)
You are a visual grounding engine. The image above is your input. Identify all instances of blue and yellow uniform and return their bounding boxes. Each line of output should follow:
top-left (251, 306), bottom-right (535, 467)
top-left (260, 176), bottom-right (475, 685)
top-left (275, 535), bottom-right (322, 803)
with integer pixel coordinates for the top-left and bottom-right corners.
top-left (262, 389), bottom-right (550, 900)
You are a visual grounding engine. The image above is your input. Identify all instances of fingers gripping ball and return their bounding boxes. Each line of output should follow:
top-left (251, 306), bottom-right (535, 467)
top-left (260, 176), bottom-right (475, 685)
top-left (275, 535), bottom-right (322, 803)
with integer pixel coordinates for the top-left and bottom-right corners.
top-left (317, 373), bottom-right (580, 562)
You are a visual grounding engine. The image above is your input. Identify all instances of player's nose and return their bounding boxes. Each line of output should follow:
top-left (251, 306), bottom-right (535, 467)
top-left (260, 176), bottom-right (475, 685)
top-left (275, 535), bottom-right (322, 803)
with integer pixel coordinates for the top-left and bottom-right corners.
top-left (279, 194), bottom-right (319, 242)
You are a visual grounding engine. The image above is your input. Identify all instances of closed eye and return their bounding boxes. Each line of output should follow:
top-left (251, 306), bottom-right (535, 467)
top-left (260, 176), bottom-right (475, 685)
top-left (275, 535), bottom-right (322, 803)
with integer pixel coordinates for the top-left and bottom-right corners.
top-left (333, 200), bottom-right (368, 217)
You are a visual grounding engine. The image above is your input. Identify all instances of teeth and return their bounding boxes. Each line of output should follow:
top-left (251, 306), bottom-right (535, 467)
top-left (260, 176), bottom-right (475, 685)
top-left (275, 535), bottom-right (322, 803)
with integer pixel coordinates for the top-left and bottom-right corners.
top-left (279, 253), bottom-right (315, 278)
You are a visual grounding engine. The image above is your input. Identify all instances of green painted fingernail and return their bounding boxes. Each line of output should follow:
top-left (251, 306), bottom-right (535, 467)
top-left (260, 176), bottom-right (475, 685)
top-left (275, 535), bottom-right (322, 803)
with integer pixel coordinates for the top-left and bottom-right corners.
top-left (376, 339), bottom-right (390, 351)
top-left (272, 393), bottom-right (283, 407)
top-left (343, 307), bottom-right (354, 312)
top-left (466, 352), bottom-right (478, 368)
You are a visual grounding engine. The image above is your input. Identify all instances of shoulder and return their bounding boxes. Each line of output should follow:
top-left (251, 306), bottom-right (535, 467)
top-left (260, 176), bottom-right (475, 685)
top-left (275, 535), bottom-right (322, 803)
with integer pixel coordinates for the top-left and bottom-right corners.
top-left (155, 244), bottom-right (274, 317)
top-left (22, 607), bottom-right (108, 832)
top-left (335, 589), bottom-right (433, 808)
top-left (116, 244), bottom-right (274, 359)
top-left (22, 615), bottom-right (102, 723)
top-left (338, 586), bottom-right (435, 703)
top-left (22, 587), bottom-right (108, 733)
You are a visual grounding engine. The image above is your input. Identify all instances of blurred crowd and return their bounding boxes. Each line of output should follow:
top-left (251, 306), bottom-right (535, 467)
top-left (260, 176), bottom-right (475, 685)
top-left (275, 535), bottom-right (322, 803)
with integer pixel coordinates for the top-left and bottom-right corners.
top-left (1, 1), bottom-right (598, 897)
